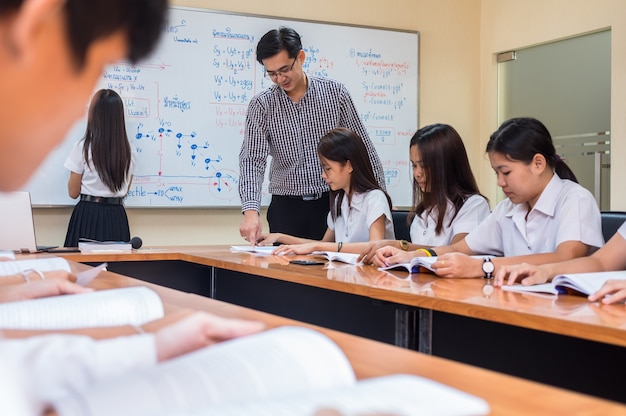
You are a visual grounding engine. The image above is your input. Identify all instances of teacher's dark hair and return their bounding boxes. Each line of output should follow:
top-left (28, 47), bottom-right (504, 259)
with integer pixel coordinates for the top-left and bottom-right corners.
top-left (0, 0), bottom-right (167, 68)
top-left (410, 124), bottom-right (485, 235)
top-left (486, 117), bottom-right (578, 183)
top-left (256, 26), bottom-right (303, 63)
top-left (318, 128), bottom-right (392, 222)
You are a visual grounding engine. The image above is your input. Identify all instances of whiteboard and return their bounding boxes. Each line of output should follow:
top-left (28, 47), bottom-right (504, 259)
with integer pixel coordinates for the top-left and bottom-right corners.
top-left (23, 7), bottom-right (418, 208)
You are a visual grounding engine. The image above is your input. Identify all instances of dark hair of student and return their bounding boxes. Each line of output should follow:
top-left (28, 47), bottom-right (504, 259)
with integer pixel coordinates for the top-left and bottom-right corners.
top-left (409, 124), bottom-right (485, 235)
top-left (82, 89), bottom-right (131, 193)
top-left (0, 0), bottom-right (167, 68)
top-left (256, 26), bottom-right (303, 63)
top-left (486, 117), bottom-right (578, 183)
top-left (318, 128), bottom-right (392, 222)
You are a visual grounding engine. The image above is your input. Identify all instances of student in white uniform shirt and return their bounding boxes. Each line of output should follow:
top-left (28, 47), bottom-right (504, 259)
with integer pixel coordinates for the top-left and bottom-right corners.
top-left (259, 128), bottom-right (395, 255)
top-left (0, 1), bottom-right (263, 414)
top-left (372, 117), bottom-right (604, 279)
top-left (64, 88), bottom-right (135, 247)
top-left (495, 221), bottom-right (626, 304)
top-left (359, 124), bottom-right (490, 263)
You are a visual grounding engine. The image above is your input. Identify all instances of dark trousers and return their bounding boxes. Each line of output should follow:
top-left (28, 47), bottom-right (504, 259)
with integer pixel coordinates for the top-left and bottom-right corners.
top-left (267, 193), bottom-right (330, 240)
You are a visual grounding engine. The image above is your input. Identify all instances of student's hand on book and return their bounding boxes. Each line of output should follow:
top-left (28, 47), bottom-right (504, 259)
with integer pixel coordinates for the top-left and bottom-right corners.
top-left (256, 233), bottom-right (282, 246)
top-left (0, 280), bottom-right (92, 303)
top-left (152, 310), bottom-right (265, 362)
top-left (272, 243), bottom-right (315, 256)
top-left (357, 240), bottom-right (398, 264)
top-left (493, 263), bottom-right (551, 287)
top-left (588, 280), bottom-right (626, 304)
top-left (371, 246), bottom-right (410, 267)
top-left (42, 270), bottom-right (76, 283)
top-left (431, 253), bottom-right (483, 278)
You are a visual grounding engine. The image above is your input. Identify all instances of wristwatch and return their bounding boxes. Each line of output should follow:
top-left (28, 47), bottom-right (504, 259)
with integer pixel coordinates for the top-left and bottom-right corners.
top-left (482, 257), bottom-right (495, 279)
top-left (399, 240), bottom-right (410, 251)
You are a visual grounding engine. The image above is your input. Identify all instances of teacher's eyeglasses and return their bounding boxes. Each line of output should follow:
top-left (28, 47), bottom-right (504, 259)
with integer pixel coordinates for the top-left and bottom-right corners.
top-left (264, 57), bottom-right (298, 80)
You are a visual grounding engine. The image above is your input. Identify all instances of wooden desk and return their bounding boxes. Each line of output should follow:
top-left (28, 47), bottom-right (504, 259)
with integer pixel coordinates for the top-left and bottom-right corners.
top-left (61, 247), bottom-right (626, 402)
top-left (78, 262), bottom-right (626, 415)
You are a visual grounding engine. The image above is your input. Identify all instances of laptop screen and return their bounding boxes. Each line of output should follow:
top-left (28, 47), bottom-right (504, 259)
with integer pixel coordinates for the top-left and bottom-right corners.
top-left (0, 191), bottom-right (38, 253)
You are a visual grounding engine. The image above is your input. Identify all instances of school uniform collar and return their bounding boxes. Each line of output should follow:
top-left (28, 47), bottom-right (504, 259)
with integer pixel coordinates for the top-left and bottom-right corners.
top-left (506, 173), bottom-right (562, 220)
top-left (342, 191), bottom-right (366, 213)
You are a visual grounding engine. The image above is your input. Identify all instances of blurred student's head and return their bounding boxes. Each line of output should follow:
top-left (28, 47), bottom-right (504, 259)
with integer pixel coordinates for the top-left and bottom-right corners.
top-left (0, 0), bottom-right (167, 191)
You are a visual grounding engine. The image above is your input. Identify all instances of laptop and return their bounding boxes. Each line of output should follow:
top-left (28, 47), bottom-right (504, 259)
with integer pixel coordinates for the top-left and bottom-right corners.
top-left (0, 191), bottom-right (58, 253)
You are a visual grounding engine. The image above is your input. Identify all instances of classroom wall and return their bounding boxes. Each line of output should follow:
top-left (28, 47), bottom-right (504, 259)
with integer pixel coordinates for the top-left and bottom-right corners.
top-left (478, 0), bottom-right (626, 208)
top-left (33, 0), bottom-right (626, 247)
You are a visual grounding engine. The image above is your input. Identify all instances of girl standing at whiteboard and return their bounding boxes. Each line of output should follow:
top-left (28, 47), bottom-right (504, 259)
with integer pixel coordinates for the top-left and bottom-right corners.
top-left (372, 117), bottom-right (604, 278)
top-left (359, 123), bottom-right (490, 263)
top-left (258, 128), bottom-right (395, 254)
top-left (63, 89), bottom-right (134, 247)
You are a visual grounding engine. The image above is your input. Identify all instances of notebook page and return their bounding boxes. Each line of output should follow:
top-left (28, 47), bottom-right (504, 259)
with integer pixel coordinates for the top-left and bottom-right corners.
top-left (0, 286), bottom-right (163, 329)
top-left (53, 326), bottom-right (356, 416)
top-left (183, 374), bottom-right (490, 416)
top-left (0, 257), bottom-right (70, 276)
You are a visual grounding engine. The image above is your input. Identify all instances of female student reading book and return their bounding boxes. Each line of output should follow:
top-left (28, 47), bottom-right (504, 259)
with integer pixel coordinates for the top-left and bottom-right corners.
top-left (494, 220), bottom-right (626, 304)
top-left (258, 128), bottom-right (395, 254)
top-left (64, 88), bottom-right (134, 247)
top-left (359, 123), bottom-right (490, 263)
top-left (372, 117), bottom-right (604, 278)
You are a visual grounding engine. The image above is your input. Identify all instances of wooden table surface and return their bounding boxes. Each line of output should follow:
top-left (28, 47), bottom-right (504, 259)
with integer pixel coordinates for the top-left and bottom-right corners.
top-left (70, 260), bottom-right (626, 416)
top-left (60, 246), bottom-right (626, 348)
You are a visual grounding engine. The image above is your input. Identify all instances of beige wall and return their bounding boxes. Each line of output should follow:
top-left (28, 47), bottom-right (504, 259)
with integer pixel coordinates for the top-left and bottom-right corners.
top-left (479, 0), bottom-right (626, 206)
top-left (33, 0), bottom-right (625, 247)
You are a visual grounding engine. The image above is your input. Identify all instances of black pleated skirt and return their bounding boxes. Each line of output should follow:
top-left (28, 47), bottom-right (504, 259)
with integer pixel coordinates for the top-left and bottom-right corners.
top-left (64, 200), bottom-right (130, 247)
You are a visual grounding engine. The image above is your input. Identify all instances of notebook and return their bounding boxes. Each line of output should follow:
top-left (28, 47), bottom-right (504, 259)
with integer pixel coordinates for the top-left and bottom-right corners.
top-left (0, 191), bottom-right (57, 253)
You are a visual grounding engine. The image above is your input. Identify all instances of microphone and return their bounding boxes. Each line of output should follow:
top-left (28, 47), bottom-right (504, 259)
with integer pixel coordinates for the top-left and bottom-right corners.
top-left (130, 236), bottom-right (143, 249)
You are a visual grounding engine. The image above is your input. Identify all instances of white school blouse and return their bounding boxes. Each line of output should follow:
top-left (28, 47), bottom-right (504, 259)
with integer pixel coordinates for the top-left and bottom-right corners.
top-left (0, 334), bottom-right (156, 413)
top-left (465, 174), bottom-right (604, 256)
top-left (328, 189), bottom-right (395, 242)
top-left (64, 140), bottom-right (135, 197)
top-left (409, 194), bottom-right (490, 246)
top-left (618, 222), bottom-right (626, 239)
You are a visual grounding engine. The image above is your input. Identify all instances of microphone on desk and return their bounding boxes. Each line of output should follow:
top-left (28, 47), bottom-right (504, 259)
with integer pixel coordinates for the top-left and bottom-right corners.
top-left (130, 236), bottom-right (143, 249)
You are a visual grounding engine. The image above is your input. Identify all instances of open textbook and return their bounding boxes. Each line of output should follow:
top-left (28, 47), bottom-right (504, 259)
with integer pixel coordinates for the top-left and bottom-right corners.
top-left (52, 326), bottom-right (489, 416)
top-left (502, 270), bottom-right (626, 296)
top-left (0, 257), bottom-right (105, 286)
top-left (378, 255), bottom-right (438, 273)
top-left (0, 286), bottom-right (163, 329)
top-left (313, 251), bottom-right (361, 265)
top-left (379, 255), bottom-right (489, 274)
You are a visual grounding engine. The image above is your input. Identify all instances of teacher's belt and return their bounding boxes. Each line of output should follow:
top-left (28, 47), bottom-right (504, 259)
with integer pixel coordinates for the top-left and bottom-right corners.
top-left (278, 192), bottom-right (326, 201)
top-left (80, 194), bottom-right (124, 205)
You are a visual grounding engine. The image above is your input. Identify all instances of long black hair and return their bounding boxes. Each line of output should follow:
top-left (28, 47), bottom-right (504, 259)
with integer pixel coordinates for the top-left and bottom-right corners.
top-left (318, 128), bottom-right (392, 221)
top-left (82, 89), bottom-right (131, 193)
top-left (410, 124), bottom-right (485, 234)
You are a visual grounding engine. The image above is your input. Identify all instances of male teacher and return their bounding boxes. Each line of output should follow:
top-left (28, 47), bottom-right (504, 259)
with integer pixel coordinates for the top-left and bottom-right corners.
top-left (239, 26), bottom-right (385, 244)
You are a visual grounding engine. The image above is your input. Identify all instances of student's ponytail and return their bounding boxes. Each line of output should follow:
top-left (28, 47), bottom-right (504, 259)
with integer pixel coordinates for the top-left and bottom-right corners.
top-left (552, 154), bottom-right (578, 183)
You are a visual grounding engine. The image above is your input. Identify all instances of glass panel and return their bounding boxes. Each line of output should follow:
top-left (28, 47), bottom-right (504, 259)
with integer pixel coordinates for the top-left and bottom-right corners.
top-left (497, 30), bottom-right (611, 209)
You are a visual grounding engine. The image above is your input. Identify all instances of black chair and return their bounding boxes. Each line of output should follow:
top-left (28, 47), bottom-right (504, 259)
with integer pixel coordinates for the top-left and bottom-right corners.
top-left (600, 211), bottom-right (626, 242)
top-left (391, 210), bottom-right (411, 241)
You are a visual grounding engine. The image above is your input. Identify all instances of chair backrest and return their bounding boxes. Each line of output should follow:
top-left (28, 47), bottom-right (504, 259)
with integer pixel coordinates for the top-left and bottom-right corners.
top-left (392, 210), bottom-right (411, 241)
top-left (600, 211), bottom-right (626, 242)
